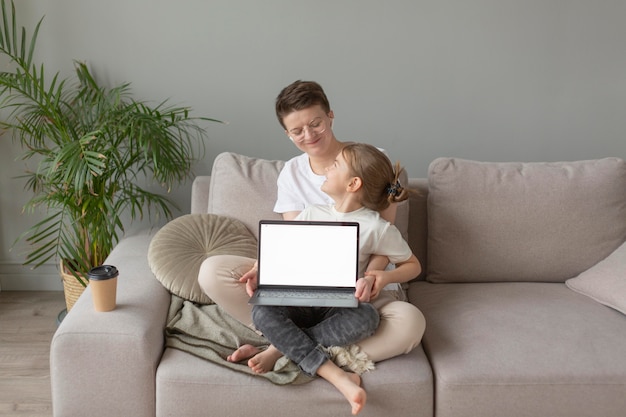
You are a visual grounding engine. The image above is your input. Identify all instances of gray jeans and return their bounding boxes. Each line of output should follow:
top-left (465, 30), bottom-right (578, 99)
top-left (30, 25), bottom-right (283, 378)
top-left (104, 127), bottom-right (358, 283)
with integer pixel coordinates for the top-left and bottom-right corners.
top-left (252, 303), bottom-right (379, 377)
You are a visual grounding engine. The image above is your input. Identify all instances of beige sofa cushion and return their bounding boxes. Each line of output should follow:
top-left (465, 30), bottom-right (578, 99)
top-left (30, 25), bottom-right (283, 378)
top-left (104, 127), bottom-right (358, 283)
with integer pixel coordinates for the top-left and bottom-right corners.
top-left (148, 214), bottom-right (257, 304)
top-left (427, 157), bottom-right (626, 283)
top-left (208, 152), bottom-right (285, 239)
top-left (409, 280), bottom-right (626, 417)
top-left (566, 240), bottom-right (626, 315)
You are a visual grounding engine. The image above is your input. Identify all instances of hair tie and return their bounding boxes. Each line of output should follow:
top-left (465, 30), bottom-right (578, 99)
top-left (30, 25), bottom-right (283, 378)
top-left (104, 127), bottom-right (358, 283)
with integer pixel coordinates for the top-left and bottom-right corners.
top-left (386, 180), bottom-right (401, 197)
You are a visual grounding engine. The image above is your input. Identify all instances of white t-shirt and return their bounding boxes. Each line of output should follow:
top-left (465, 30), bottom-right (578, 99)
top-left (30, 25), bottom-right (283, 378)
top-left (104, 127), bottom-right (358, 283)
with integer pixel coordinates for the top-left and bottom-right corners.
top-left (273, 153), bottom-right (333, 213)
top-left (273, 148), bottom-right (388, 214)
top-left (296, 205), bottom-right (412, 278)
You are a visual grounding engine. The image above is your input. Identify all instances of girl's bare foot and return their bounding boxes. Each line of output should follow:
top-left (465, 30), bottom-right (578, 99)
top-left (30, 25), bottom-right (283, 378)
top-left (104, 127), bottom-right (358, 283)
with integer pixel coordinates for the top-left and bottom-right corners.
top-left (227, 344), bottom-right (260, 363)
top-left (248, 345), bottom-right (283, 374)
top-left (339, 372), bottom-right (366, 415)
top-left (317, 361), bottom-right (366, 415)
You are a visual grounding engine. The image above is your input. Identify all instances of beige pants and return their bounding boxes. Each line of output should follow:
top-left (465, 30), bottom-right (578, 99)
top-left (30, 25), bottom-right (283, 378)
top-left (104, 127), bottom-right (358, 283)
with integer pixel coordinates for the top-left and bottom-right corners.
top-left (198, 254), bottom-right (426, 363)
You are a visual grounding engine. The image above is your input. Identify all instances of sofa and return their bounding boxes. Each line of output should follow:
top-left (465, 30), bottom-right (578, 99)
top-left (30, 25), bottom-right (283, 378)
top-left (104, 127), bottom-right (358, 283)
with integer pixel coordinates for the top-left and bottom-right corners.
top-left (50, 152), bottom-right (626, 417)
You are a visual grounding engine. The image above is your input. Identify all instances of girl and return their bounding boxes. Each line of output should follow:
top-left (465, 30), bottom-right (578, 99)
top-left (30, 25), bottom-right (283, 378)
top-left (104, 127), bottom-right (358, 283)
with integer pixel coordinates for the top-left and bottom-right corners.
top-left (249, 143), bottom-right (421, 415)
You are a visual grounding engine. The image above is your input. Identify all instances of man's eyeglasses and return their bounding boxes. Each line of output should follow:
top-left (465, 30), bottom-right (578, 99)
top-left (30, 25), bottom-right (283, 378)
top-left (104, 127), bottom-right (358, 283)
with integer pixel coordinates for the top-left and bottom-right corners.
top-left (288, 117), bottom-right (328, 143)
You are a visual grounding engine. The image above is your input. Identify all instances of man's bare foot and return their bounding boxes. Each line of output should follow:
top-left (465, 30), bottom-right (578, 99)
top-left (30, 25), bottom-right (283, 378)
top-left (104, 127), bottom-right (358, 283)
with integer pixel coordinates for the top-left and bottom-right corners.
top-left (248, 345), bottom-right (283, 374)
top-left (227, 344), bottom-right (260, 363)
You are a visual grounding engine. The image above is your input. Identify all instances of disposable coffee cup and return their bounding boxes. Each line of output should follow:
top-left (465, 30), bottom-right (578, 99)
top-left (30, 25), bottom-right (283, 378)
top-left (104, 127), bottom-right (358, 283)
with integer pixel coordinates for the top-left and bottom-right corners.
top-left (87, 265), bottom-right (119, 312)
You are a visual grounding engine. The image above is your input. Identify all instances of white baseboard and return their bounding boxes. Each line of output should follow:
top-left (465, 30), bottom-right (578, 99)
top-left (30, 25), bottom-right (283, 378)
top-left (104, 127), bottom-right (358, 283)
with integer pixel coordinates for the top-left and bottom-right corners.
top-left (0, 262), bottom-right (63, 291)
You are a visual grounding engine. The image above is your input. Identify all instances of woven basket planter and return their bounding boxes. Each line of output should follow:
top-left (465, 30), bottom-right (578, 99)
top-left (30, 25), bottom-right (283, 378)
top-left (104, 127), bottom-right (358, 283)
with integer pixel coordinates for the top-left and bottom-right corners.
top-left (60, 260), bottom-right (88, 312)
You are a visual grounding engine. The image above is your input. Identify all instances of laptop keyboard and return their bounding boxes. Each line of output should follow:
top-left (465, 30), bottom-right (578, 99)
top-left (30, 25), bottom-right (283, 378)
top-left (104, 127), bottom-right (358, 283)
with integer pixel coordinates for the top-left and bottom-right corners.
top-left (257, 289), bottom-right (354, 300)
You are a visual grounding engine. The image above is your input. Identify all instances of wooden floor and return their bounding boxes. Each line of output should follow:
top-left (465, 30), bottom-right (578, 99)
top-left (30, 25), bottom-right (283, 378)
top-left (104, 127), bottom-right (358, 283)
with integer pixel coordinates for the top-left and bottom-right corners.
top-left (0, 291), bottom-right (65, 417)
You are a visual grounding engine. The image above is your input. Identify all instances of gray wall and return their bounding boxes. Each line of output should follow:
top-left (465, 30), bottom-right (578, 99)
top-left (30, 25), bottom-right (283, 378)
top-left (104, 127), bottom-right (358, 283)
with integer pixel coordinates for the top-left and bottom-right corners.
top-left (2, 0), bottom-right (625, 290)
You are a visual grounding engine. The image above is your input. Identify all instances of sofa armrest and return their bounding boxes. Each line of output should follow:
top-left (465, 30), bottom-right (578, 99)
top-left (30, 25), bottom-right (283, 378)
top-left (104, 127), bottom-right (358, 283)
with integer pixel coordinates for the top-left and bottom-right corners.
top-left (50, 232), bottom-right (169, 417)
top-left (191, 175), bottom-right (211, 214)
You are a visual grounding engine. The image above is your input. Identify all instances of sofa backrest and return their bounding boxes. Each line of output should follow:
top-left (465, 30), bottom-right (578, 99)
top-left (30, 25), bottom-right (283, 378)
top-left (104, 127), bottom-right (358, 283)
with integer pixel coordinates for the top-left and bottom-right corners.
top-left (407, 178), bottom-right (429, 280)
top-left (195, 152), bottom-right (411, 242)
top-left (426, 157), bottom-right (626, 283)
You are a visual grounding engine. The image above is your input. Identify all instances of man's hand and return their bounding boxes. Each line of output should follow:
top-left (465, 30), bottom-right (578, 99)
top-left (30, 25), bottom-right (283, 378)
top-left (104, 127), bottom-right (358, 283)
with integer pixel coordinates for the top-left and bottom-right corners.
top-left (239, 262), bottom-right (258, 297)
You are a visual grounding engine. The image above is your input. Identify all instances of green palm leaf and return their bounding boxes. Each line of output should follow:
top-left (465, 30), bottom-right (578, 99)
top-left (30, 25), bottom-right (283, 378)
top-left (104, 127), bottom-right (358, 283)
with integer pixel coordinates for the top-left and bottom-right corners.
top-left (1, 0), bottom-right (220, 281)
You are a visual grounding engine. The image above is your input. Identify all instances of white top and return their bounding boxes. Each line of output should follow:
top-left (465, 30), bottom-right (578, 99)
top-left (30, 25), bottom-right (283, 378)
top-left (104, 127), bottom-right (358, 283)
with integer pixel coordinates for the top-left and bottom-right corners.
top-left (296, 205), bottom-right (412, 277)
top-left (273, 148), bottom-right (388, 214)
top-left (273, 153), bottom-right (333, 213)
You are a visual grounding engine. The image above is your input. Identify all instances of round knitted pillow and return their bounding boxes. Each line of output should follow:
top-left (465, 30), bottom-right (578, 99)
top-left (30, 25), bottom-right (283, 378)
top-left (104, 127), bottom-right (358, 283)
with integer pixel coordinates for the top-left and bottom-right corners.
top-left (148, 214), bottom-right (257, 304)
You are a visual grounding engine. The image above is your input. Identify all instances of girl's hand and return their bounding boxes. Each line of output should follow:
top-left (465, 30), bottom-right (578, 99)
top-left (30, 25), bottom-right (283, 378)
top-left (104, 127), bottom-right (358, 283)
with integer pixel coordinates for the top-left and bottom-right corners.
top-left (354, 277), bottom-right (374, 302)
top-left (363, 270), bottom-right (389, 300)
top-left (239, 262), bottom-right (258, 297)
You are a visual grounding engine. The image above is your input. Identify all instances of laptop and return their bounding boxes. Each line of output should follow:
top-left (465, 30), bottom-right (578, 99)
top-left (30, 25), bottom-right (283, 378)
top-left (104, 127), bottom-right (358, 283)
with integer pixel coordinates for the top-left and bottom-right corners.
top-left (248, 220), bottom-right (360, 308)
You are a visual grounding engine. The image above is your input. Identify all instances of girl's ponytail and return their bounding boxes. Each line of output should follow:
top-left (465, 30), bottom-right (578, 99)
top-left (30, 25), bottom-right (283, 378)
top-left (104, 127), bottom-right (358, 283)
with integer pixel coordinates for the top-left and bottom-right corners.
top-left (386, 162), bottom-right (408, 204)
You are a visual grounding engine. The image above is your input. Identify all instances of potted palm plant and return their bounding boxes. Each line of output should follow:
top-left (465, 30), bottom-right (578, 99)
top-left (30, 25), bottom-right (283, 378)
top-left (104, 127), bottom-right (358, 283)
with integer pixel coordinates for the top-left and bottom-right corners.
top-left (0, 0), bottom-right (220, 310)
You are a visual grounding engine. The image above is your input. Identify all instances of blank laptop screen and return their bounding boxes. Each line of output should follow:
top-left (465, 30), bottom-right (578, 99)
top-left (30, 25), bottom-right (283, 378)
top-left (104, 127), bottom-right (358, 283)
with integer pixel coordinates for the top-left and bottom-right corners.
top-left (257, 221), bottom-right (359, 288)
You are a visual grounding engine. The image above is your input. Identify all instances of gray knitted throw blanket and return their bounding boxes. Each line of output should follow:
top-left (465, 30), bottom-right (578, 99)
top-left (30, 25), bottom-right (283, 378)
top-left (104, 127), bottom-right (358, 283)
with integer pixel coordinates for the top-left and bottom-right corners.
top-left (165, 295), bottom-right (375, 385)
